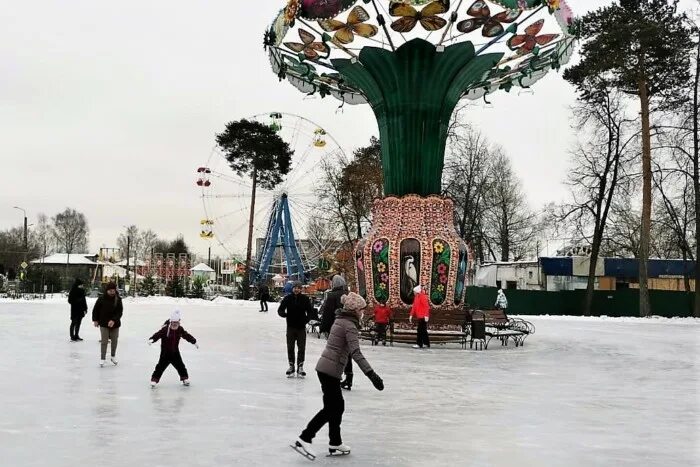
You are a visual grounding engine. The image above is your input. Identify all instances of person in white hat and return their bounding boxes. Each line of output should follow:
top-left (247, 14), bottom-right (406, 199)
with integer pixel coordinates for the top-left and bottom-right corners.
top-left (147, 310), bottom-right (199, 387)
top-left (409, 285), bottom-right (431, 349)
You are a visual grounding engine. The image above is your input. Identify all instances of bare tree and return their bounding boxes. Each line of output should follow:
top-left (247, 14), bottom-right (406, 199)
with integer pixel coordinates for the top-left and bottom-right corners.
top-left (557, 85), bottom-right (636, 315)
top-left (443, 124), bottom-right (494, 263)
top-left (139, 229), bottom-right (159, 259)
top-left (483, 149), bottom-right (536, 262)
top-left (52, 208), bottom-right (89, 255)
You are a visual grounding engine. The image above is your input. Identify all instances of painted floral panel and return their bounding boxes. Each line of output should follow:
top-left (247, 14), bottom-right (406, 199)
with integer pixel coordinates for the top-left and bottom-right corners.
top-left (430, 239), bottom-right (451, 305)
top-left (371, 238), bottom-right (390, 303)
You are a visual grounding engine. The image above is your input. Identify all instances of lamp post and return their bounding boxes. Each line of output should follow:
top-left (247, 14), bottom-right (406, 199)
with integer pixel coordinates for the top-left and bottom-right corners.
top-left (13, 206), bottom-right (27, 251)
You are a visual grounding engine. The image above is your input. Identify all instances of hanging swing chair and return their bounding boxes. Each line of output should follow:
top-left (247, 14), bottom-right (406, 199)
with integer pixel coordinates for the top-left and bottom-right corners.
top-left (313, 128), bottom-right (327, 148)
top-left (200, 219), bottom-right (214, 239)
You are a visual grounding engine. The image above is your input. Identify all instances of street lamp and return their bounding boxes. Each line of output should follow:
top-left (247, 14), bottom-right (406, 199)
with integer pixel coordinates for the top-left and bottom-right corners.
top-left (13, 206), bottom-right (27, 251)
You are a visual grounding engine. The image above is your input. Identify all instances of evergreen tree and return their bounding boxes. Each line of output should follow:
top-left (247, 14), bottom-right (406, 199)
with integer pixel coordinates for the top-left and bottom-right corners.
top-left (141, 273), bottom-right (157, 296)
top-left (564, 0), bottom-right (694, 317)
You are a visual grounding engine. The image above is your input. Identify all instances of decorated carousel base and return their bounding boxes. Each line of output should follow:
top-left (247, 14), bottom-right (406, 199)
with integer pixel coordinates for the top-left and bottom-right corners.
top-left (355, 195), bottom-right (468, 312)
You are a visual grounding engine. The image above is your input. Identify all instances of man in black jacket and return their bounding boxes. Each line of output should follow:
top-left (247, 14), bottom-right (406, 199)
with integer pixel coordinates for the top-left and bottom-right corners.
top-left (92, 282), bottom-right (123, 367)
top-left (68, 278), bottom-right (88, 341)
top-left (278, 281), bottom-right (314, 378)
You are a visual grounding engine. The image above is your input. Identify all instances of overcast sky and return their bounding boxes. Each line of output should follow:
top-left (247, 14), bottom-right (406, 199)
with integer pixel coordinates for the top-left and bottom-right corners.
top-left (1, 0), bottom-right (696, 259)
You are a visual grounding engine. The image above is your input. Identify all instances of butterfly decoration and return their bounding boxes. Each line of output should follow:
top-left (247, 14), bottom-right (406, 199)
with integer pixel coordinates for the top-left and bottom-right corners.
top-left (284, 0), bottom-right (301, 26)
top-left (284, 29), bottom-right (331, 60)
top-left (547, 0), bottom-right (561, 13)
top-left (300, 0), bottom-right (355, 20)
top-left (506, 19), bottom-right (558, 56)
top-left (318, 6), bottom-right (378, 44)
top-left (389, 0), bottom-right (450, 33)
top-left (456, 1), bottom-right (521, 38)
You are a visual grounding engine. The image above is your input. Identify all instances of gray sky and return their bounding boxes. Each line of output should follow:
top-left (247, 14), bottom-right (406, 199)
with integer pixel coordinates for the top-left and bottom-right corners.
top-left (0, 0), bottom-right (695, 258)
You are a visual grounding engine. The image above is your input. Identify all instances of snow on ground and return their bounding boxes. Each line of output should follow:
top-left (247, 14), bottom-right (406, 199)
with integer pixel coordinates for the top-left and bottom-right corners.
top-left (0, 298), bottom-right (698, 467)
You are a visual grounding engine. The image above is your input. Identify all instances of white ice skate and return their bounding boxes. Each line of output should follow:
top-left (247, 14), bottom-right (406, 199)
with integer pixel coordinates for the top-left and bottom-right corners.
top-left (110, 357), bottom-right (118, 365)
top-left (290, 438), bottom-right (315, 460)
top-left (182, 379), bottom-right (190, 386)
top-left (99, 359), bottom-right (106, 367)
top-left (328, 443), bottom-right (351, 456)
top-left (150, 381), bottom-right (157, 388)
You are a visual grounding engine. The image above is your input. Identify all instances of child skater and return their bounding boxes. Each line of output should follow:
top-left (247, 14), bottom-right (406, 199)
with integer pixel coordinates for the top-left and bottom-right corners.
top-left (372, 301), bottom-right (392, 346)
top-left (148, 310), bottom-right (198, 387)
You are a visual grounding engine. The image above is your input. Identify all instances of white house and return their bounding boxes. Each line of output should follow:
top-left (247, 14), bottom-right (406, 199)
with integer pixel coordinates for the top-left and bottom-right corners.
top-left (190, 263), bottom-right (216, 282)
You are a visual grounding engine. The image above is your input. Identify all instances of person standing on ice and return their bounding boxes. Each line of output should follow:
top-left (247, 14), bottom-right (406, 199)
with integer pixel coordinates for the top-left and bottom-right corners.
top-left (258, 282), bottom-right (270, 312)
top-left (92, 282), bottom-right (123, 366)
top-left (409, 284), bottom-right (430, 349)
top-left (292, 292), bottom-right (384, 460)
top-left (495, 288), bottom-right (508, 311)
top-left (277, 281), bottom-right (314, 377)
top-left (318, 275), bottom-right (354, 389)
top-left (68, 278), bottom-right (87, 341)
top-left (148, 310), bottom-right (198, 387)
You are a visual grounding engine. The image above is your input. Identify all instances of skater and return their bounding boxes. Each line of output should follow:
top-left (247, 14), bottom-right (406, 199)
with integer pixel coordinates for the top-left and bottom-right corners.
top-left (495, 288), bottom-right (508, 311)
top-left (258, 282), bottom-right (270, 312)
top-left (372, 301), bottom-right (392, 346)
top-left (148, 310), bottom-right (198, 387)
top-left (318, 275), bottom-right (353, 389)
top-left (319, 275), bottom-right (347, 335)
top-left (292, 292), bottom-right (384, 460)
top-left (409, 285), bottom-right (430, 349)
top-left (277, 281), bottom-right (315, 377)
top-left (92, 282), bottom-right (123, 366)
top-left (68, 278), bottom-right (87, 341)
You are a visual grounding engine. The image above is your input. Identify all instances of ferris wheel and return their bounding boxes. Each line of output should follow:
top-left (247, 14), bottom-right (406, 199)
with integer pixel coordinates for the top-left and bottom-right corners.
top-left (197, 112), bottom-right (347, 280)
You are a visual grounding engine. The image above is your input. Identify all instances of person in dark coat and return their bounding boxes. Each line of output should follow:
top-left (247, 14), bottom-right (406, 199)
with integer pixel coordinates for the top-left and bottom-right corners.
top-left (68, 278), bottom-right (88, 341)
top-left (258, 283), bottom-right (270, 312)
top-left (318, 275), bottom-right (355, 389)
top-left (292, 292), bottom-right (384, 459)
top-left (148, 310), bottom-right (198, 387)
top-left (278, 281), bottom-right (315, 377)
top-left (92, 282), bottom-right (123, 366)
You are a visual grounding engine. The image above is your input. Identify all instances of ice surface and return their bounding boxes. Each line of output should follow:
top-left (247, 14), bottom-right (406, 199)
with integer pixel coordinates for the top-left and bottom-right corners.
top-left (0, 298), bottom-right (698, 466)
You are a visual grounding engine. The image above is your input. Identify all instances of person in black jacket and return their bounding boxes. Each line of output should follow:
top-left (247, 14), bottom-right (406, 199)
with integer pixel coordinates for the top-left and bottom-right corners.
top-left (148, 310), bottom-right (198, 387)
top-left (318, 275), bottom-right (354, 389)
top-left (278, 281), bottom-right (314, 378)
top-left (258, 283), bottom-right (270, 312)
top-left (92, 282), bottom-right (123, 367)
top-left (67, 278), bottom-right (88, 341)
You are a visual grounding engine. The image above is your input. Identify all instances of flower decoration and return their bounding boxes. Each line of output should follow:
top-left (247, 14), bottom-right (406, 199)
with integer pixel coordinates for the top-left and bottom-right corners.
top-left (434, 241), bottom-right (445, 254)
top-left (437, 264), bottom-right (447, 274)
top-left (284, 29), bottom-right (331, 60)
top-left (456, 1), bottom-right (521, 38)
top-left (377, 262), bottom-right (387, 272)
top-left (284, 0), bottom-right (301, 25)
top-left (318, 6), bottom-right (378, 45)
top-left (373, 240), bottom-right (384, 253)
top-left (381, 273), bottom-right (389, 283)
top-left (437, 284), bottom-right (445, 292)
top-left (389, 0), bottom-right (449, 33)
top-left (430, 238), bottom-right (450, 305)
top-left (506, 19), bottom-right (558, 56)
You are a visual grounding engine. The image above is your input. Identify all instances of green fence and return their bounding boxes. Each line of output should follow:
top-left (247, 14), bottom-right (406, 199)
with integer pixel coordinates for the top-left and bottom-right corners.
top-left (465, 286), bottom-right (695, 318)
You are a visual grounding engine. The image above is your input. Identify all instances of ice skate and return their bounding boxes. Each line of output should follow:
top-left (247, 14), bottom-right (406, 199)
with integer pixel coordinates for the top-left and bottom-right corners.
top-left (297, 363), bottom-right (306, 378)
top-left (182, 379), bottom-right (190, 386)
top-left (150, 381), bottom-right (157, 388)
top-left (286, 364), bottom-right (295, 378)
top-left (412, 345), bottom-right (421, 349)
top-left (290, 438), bottom-right (315, 460)
top-left (328, 443), bottom-right (351, 456)
top-left (110, 356), bottom-right (118, 365)
top-left (99, 359), bottom-right (106, 367)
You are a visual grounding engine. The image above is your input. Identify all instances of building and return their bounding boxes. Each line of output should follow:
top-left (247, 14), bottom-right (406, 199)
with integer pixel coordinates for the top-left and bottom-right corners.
top-left (190, 263), bottom-right (216, 282)
top-left (474, 257), bottom-right (696, 292)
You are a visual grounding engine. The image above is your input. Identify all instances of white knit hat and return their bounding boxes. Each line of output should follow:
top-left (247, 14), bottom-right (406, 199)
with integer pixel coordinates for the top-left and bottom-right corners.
top-left (170, 309), bottom-right (182, 322)
top-left (413, 285), bottom-right (422, 294)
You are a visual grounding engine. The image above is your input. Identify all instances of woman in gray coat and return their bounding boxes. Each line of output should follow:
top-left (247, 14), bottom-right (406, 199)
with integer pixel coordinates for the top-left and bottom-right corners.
top-left (292, 292), bottom-right (384, 460)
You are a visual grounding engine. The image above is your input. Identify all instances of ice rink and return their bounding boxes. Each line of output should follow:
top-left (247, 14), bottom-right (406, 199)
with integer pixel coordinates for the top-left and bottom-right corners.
top-left (0, 297), bottom-right (698, 466)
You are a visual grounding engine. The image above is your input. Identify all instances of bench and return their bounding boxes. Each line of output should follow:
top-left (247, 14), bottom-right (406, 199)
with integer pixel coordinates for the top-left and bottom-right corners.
top-left (468, 309), bottom-right (535, 350)
top-left (361, 308), bottom-right (470, 349)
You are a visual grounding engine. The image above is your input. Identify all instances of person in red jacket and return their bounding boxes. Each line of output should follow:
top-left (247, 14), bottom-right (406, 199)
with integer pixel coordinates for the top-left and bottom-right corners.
top-left (409, 285), bottom-right (430, 349)
top-left (372, 302), bottom-right (392, 346)
top-left (148, 310), bottom-right (198, 387)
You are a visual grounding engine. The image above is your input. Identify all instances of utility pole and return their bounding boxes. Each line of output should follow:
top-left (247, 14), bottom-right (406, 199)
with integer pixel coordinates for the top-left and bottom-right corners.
top-left (125, 234), bottom-right (131, 292)
top-left (13, 206), bottom-right (27, 251)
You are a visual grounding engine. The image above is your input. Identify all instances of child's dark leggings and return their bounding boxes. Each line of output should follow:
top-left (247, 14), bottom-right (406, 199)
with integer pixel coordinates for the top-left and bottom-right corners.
top-left (151, 351), bottom-right (188, 382)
